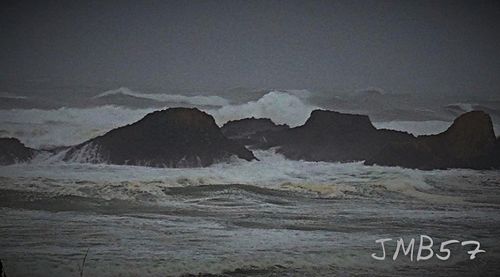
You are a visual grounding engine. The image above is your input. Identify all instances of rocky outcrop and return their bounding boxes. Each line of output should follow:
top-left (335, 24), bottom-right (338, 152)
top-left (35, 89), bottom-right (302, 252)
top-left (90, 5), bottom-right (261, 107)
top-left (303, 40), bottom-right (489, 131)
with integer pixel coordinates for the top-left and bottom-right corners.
top-left (221, 117), bottom-right (289, 146)
top-left (0, 137), bottom-right (35, 165)
top-left (254, 110), bottom-right (414, 162)
top-left (242, 109), bottom-right (499, 169)
top-left (365, 111), bottom-right (499, 169)
top-left (63, 108), bottom-right (256, 167)
top-left (2, 107), bottom-right (498, 170)
top-left (488, 138), bottom-right (500, 168)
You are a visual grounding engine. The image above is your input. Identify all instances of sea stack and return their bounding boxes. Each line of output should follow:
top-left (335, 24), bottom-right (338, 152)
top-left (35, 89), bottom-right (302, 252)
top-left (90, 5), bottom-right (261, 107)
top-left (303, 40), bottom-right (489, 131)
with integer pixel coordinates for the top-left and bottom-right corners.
top-left (221, 117), bottom-right (289, 146)
top-left (0, 137), bottom-right (35, 165)
top-left (365, 111), bottom-right (499, 169)
top-left (63, 107), bottom-right (256, 167)
top-left (251, 109), bottom-right (414, 162)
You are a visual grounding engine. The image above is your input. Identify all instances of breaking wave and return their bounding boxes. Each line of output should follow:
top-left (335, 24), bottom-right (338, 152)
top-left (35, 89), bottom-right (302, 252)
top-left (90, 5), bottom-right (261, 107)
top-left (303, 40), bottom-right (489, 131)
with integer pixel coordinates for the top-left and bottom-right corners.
top-left (2, 88), bottom-right (500, 277)
top-left (94, 87), bottom-right (230, 106)
top-left (0, 105), bottom-right (155, 148)
top-left (0, 92), bottom-right (28, 100)
top-left (1, 149), bottom-right (498, 206)
top-left (0, 88), bottom-right (498, 148)
top-left (0, 90), bottom-right (318, 148)
top-left (207, 90), bottom-right (318, 127)
top-left (372, 120), bottom-right (452, 136)
top-left (373, 119), bottom-right (500, 136)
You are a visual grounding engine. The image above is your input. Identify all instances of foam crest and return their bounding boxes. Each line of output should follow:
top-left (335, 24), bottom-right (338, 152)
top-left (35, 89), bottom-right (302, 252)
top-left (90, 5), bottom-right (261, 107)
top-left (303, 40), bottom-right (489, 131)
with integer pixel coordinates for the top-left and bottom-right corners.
top-left (3, 149), bottom-right (494, 205)
top-left (95, 87), bottom-right (230, 106)
top-left (64, 142), bottom-right (105, 163)
top-left (0, 90), bottom-right (317, 147)
top-left (373, 120), bottom-right (500, 136)
top-left (207, 90), bottom-right (318, 127)
top-left (2, 89), bottom-right (496, 149)
top-left (0, 92), bottom-right (28, 100)
top-left (0, 105), bottom-right (155, 148)
top-left (373, 120), bottom-right (452, 135)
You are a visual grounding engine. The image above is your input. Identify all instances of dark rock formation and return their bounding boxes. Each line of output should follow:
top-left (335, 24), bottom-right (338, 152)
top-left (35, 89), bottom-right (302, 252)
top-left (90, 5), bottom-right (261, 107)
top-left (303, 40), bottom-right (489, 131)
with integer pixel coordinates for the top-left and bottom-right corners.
top-left (63, 108), bottom-right (256, 167)
top-left (254, 109), bottom-right (414, 162)
top-left (2, 107), bottom-right (497, 170)
top-left (365, 111), bottom-right (500, 169)
top-left (241, 109), bottom-right (499, 169)
top-left (0, 259), bottom-right (5, 277)
top-left (0, 137), bottom-right (35, 165)
top-left (221, 117), bottom-right (289, 145)
top-left (488, 138), bottom-right (500, 168)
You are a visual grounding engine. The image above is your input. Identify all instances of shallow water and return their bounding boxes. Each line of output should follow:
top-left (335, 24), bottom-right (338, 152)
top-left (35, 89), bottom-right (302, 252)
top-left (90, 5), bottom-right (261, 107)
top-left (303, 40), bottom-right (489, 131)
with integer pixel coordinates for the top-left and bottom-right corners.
top-left (1, 150), bottom-right (500, 276)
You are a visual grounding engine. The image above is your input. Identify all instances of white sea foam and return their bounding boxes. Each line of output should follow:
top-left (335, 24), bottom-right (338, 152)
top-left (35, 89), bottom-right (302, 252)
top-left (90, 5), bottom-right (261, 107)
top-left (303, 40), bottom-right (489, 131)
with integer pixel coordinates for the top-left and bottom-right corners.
top-left (445, 102), bottom-right (477, 112)
top-left (1, 149), bottom-right (495, 205)
top-left (373, 120), bottom-right (452, 136)
top-left (207, 90), bottom-right (318, 127)
top-left (373, 120), bottom-right (500, 136)
top-left (0, 89), bottom-right (498, 149)
top-left (0, 92), bottom-right (28, 100)
top-left (0, 90), bottom-right (318, 147)
top-left (95, 87), bottom-right (230, 106)
top-left (2, 89), bottom-right (500, 277)
top-left (0, 105), bottom-right (155, 148)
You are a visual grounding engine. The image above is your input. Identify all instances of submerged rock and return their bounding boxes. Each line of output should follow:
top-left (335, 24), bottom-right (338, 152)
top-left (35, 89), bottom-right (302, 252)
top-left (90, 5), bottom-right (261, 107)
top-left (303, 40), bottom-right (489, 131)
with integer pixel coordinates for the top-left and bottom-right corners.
top-left (63, 107), bottom-right (256, 167)
top-left (0, 137), bottom-right (35, 165)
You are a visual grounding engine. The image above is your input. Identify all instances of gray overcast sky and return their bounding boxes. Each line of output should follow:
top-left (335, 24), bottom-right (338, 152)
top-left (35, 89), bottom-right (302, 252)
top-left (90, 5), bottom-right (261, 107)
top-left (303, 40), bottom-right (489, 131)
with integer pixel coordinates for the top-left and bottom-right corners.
top-left (1, 0), bottom-right (500, 95)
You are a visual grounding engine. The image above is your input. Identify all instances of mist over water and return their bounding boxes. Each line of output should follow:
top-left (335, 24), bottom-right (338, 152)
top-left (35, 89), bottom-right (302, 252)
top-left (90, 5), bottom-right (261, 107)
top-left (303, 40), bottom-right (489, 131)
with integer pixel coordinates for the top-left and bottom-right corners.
top-left (1, 149), bottom-right (500, 276)
top-left (1, 86), bottom-right (500, 276)
top-left (1, 87), bottom-right (499, 148)
top-left (2, 1), bottom-right (500, 275)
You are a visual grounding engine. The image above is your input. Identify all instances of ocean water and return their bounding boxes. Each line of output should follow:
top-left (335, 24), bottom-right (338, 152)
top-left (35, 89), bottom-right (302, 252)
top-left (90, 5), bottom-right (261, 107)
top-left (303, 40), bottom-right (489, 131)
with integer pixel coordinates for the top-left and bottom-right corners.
top-left (2, 150), bottom-right (500, 276)
top-left (1, 88), bottom-right (500, 276)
